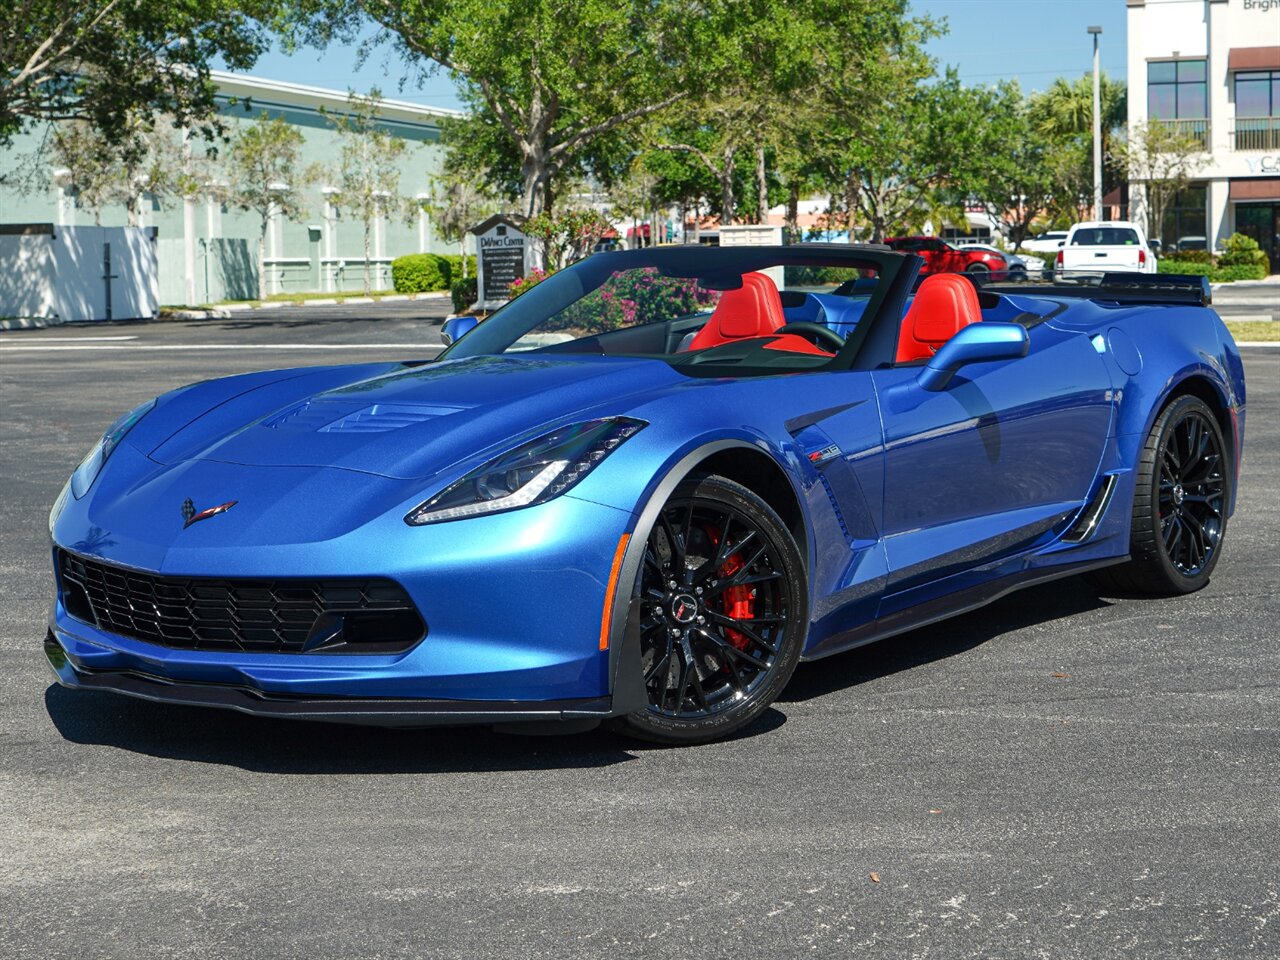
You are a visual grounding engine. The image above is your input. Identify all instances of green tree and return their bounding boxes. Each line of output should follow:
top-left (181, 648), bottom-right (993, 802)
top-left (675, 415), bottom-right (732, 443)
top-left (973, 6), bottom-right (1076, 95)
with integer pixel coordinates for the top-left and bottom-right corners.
top-left (424, 161), bottom-right (501, 280)
top-left (0, 0), bottom-right (273, 147)
top-left (325, 90), bottom-right (410, 294)
top-left (524, 208), bottom-right (612, 271)
top-left (821, 70), bottom-right (998, 242)
top-left (289, 0), bottom-right (728, 218)
top-left (971, 84), bottom-right (1058, 250)
top-left (1030, 72), bottom-right (1128, 203)
top-left (48, 113), bottom-right (209, 226)
top-left (225, 113), bottom-right (317, 300)
top-left (1119, 121), bottom-right (1205, 246)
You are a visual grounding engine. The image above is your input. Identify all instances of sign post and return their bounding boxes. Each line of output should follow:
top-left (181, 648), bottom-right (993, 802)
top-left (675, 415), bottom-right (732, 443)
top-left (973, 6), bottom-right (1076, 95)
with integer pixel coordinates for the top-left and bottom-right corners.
top-left (470, 214), bottom-right (530, 311)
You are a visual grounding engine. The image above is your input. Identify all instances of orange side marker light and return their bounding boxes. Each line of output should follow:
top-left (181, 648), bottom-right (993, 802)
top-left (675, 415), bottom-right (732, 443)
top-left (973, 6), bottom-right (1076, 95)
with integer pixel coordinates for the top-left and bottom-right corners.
top-left (599, 533), bottom-right (631, 651)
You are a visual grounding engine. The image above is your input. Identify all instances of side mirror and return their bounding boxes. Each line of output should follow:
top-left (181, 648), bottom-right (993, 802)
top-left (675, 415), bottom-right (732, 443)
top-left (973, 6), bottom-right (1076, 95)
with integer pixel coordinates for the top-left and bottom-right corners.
top-left (440, 315), bottom-right (479, 346)
top-left (918, 322), bottom-right (1029, 392)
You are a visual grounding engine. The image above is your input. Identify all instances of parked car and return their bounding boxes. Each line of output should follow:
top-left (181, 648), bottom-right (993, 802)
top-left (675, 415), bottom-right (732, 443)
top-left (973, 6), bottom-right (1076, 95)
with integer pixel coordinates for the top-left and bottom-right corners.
top-left (1176, 236), bottom-right (1208, 253)
top-left (884, 236), bottom-right (1009, 277)
top-left (1056, 221), bottom-right (1157, 277)
top-left (954, 242), bottom-right (1044, 281)
top-left (1021, 230), bottom-right (1070, 255)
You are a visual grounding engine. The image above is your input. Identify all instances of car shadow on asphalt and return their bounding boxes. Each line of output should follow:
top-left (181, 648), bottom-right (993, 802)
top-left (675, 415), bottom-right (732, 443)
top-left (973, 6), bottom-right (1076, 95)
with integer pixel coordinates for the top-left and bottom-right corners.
top-left (41, 578), bottom-right (1108, 772)
top-left (779, 576), bottom-right (1111, 703)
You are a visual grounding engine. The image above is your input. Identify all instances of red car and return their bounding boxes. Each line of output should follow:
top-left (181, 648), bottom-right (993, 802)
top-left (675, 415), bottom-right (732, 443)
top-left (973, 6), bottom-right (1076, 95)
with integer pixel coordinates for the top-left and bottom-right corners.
top-left (885, 236), bottom-right (1009, 278)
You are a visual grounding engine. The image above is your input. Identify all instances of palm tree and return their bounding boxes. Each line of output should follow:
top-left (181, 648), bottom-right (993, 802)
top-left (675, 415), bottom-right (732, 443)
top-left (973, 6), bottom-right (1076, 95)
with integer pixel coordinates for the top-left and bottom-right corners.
top-left (1031, 73), bottom-right (1128, 201)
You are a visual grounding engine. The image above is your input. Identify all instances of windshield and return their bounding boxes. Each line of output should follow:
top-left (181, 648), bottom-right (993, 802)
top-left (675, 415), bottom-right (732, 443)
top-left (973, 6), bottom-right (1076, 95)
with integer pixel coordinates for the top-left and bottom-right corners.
top-left (1071, 227), bottom-right (1141, 246)
top-left (440, 246), bottom-right (909, 376)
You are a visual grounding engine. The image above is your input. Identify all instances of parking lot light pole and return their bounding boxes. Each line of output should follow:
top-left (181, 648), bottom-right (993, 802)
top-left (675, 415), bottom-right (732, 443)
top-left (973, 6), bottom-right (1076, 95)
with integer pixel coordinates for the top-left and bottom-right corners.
top-left (1089, 26), bottom-right (1103, 221)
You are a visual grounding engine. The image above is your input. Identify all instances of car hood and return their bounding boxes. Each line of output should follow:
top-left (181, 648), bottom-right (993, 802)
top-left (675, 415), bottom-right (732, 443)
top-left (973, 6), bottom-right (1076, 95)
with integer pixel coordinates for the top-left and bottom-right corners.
top-left (146, 354), bottom-right (686, 480)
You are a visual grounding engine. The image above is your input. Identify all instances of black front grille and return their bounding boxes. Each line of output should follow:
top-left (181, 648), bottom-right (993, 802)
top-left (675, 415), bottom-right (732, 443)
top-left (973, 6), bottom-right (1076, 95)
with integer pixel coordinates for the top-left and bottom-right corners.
top-left (57, 550), bottom-right (425, 654)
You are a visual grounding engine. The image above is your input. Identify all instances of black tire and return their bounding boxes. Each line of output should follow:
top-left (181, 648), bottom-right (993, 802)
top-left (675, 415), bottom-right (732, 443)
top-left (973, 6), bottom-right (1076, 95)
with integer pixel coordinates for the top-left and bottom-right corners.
top-left (965, 263), bottom-right (990, 275)
top-left (1089, 395), bottom-right (1229, 596)
top-left (614, 474), bottom-right (807, 745)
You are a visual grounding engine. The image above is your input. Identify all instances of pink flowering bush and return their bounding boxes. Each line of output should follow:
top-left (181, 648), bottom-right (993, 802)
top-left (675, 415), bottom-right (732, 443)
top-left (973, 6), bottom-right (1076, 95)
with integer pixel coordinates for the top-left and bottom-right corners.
top-left (508, 267), bottom-right (552, 298)
top-left (550, 268), bottom-right (720, 334)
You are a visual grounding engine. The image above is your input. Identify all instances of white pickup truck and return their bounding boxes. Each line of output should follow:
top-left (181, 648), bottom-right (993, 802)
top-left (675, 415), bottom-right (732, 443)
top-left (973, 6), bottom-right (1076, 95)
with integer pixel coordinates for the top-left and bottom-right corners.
top-left (1055, 221), bottom-right (1158, 277)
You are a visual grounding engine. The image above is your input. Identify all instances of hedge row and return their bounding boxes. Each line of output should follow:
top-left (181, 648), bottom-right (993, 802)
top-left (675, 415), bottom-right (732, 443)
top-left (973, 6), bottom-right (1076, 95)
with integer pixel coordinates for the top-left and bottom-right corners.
top-left (1158, 260), bottom-right (1269, 283)
top-left (1157, 233), bottom-right (1270, 283)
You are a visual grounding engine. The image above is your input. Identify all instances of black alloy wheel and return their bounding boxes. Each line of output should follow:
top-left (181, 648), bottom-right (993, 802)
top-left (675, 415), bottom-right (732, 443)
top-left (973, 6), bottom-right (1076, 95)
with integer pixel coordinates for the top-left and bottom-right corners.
top-left (1090, 395), bottom-right (1229, 596)
top-left (616, 474), bottom-right (806, 744)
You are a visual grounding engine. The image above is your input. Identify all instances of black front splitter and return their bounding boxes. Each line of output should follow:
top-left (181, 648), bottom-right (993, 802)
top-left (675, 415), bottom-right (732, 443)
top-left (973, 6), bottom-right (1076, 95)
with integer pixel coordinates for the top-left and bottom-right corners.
top-left (45, 635), bottom-right (617, 729)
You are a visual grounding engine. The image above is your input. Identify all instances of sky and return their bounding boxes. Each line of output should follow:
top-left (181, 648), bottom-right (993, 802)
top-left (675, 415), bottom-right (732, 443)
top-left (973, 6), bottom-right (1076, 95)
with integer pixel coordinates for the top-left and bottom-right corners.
top-left (227, 0), bottom-right (1131, 109)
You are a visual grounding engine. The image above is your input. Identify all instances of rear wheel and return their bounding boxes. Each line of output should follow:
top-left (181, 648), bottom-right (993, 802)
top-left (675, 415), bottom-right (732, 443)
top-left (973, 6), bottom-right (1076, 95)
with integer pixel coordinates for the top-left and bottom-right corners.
top-left (615, 474), bottom-right (807, 745)
top-left (1090, 395), bottom-right (1229, 595)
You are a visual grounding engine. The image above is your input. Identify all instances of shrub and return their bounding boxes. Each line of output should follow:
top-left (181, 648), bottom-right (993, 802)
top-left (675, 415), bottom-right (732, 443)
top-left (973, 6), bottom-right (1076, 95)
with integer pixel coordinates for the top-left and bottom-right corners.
top-left (440, 254), bottom-right (477, 285)
top-left (391, 253), bottom-right (450, 293)
top-left (1165, 249), bottom-right (1213, 264)
top-left (508, 267), bottom-right (552, 298)
top-left (550, 267), bottom-right (720, 335)
top-left (1157, 260), bottom-right (1213, 278)
top-left (450, 277), bottom-right (477, 314)
top-left (1217, 233), bottom-right (1270, 272)
top-left (784, 265), bottom-right (866, 285)
top-left (1212, 263), bottom-right (1268, 283)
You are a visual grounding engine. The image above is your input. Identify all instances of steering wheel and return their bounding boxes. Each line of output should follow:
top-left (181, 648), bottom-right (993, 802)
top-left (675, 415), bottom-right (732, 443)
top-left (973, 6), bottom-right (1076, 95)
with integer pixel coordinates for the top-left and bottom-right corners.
top-left (776, 322), bottom-right (846, 352)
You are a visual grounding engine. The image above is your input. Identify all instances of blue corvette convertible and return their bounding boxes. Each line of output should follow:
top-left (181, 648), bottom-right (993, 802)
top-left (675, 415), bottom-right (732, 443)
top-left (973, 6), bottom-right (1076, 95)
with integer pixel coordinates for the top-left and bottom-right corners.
top-left (45, 245), bottom-right (1246, 744)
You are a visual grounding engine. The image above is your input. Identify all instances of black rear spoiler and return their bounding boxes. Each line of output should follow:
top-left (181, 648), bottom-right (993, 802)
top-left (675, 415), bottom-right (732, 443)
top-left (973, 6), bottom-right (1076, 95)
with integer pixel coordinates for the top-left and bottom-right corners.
top-left (980, 272), bottom-right (1212, 307)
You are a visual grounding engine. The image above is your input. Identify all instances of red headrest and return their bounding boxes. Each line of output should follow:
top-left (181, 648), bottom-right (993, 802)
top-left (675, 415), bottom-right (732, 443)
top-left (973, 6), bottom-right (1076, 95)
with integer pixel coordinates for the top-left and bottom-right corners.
top-left (895, 274), bottom-right (982, 363)
top-left (687, 272), bottom-right (784, 350)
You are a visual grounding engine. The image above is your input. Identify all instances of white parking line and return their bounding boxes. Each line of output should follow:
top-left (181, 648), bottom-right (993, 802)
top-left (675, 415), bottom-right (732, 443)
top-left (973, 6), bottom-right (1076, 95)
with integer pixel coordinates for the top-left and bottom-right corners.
top-left (3, 335), bottom-right (139, 342)
top-left (0, 343), bottom-right (437, 352)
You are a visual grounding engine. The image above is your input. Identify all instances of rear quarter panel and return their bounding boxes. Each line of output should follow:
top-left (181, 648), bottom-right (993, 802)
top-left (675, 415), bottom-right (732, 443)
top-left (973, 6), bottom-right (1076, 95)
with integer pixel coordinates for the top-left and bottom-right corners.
top-left (1047, 300), bottom-right (1245, 516)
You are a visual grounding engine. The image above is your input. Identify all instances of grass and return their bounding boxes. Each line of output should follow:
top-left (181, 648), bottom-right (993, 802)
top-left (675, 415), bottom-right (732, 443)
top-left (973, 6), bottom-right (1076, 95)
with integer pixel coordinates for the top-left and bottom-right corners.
top-left (1225, 320), bottom-right (1280, 342)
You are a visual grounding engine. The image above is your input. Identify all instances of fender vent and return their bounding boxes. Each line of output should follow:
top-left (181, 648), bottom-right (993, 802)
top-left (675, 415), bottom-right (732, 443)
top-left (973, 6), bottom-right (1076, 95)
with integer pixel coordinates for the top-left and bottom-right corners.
top-left (1063, 473), bottom-right (1119, 543)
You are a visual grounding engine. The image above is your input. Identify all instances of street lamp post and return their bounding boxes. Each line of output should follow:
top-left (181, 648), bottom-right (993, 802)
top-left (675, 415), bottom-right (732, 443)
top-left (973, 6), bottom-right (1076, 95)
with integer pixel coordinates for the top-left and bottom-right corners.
top-left (1088, 26), bottom-right (1103, 221)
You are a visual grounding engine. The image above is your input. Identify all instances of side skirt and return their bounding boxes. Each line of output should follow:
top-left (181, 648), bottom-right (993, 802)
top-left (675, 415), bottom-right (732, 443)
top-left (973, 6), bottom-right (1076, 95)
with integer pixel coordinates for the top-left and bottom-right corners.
top-left (799, 556), bottom-right (1126, 662)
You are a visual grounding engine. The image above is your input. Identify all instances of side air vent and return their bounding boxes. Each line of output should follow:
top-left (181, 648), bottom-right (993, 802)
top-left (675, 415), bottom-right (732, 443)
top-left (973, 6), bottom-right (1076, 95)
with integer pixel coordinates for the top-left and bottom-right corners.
top-left (1063, 473), bottom-right (1119, 543)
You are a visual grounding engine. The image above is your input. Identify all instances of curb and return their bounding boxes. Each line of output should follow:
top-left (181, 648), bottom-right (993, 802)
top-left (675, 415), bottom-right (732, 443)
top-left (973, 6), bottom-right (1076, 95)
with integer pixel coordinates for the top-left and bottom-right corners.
top-left (165, 309), bottom-right (231, 320)
top-left (0, 316), bottom-right (63, 331)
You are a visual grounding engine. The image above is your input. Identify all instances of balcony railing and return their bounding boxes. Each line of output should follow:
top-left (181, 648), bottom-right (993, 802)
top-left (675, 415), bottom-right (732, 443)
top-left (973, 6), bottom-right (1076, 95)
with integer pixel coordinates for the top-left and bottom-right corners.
top-left (1231, 117), bottom-right (1280, 152)
top-left (1152, 118), bottom-right (1211, 151)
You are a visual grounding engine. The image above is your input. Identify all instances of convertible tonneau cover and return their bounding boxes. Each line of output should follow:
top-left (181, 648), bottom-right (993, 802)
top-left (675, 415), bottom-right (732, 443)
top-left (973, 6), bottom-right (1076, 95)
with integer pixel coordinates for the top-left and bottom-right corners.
top-left (983, 272), bottom-right (1212, 307)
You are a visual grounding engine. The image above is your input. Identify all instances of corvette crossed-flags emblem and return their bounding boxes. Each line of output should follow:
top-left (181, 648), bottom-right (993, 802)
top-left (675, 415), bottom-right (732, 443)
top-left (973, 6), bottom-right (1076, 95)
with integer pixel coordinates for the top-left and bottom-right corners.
top-left (181, 498), bottom-right (238, 529)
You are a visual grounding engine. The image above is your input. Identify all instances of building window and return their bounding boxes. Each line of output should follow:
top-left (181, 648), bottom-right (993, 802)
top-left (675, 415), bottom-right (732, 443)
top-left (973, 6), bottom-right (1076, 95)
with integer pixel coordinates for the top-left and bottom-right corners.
top-left (1234, 70), bottom-right (1280, 151)
top-left (1158, 182), bottom-right (1207, 252)
top-left (1149, 60), bottom-right (1209, 149)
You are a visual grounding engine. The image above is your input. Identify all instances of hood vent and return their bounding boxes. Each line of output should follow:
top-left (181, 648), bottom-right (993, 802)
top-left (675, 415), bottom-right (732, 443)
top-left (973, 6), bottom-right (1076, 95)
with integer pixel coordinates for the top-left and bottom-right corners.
top-left (263, 401), bottom-right (468, 434)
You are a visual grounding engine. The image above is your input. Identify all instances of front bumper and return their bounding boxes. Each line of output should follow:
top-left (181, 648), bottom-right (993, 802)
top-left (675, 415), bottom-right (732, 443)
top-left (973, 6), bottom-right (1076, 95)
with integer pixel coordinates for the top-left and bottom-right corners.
top-left (47, 490), bottom-right (650, 724)
top-left (45, 631), bottom-right (620, 727)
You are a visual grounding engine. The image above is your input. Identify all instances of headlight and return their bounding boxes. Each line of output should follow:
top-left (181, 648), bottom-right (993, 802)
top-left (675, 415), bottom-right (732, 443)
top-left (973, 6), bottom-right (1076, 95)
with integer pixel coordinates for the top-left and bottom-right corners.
top-left (69, 398), bottom-right (156, 499)
top-left (405, 417), bottom-right (646, 525)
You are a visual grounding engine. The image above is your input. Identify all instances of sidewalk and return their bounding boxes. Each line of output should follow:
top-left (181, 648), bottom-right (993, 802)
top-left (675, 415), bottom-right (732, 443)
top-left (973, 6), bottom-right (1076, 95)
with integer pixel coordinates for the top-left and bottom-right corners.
top-left (165, 290), bottom-right (449, 320)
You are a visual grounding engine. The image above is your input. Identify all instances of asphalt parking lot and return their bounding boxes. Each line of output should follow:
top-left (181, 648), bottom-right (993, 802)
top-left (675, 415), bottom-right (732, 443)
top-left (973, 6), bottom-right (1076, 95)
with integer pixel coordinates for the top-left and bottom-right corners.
top-left (1, 310), bottom-right (1277, 959)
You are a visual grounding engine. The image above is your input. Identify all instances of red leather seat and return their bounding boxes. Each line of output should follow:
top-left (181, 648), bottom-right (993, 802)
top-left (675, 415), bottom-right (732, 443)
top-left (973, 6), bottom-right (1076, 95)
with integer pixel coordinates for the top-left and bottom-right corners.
top-left (895, 273), bottom-right (982, 363)
top-left (687, 272), bottom-right (785, 351)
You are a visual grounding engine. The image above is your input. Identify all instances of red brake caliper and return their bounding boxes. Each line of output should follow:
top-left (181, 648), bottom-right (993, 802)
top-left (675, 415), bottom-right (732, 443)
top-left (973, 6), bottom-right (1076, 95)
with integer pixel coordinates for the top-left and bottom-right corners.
top-left (705, 526), bottom-right (754, 650)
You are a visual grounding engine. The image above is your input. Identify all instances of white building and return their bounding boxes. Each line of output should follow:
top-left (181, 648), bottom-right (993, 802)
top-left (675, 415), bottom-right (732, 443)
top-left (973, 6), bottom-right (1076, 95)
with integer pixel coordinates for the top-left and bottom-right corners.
top-left (1127, 0), bottom-right (1280, 268)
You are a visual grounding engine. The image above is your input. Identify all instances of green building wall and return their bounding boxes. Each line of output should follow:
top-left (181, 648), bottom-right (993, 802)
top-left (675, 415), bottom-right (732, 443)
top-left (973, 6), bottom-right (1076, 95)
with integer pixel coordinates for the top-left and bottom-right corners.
top-left (0, 72), bottom-right (462, 304)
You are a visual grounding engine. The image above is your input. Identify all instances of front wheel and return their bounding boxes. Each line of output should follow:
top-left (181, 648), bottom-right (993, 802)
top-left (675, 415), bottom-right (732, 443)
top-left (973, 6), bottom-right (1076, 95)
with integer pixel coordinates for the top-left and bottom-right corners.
top-left (614, 474), bottom-right (807, 745)
top-left (1090, 395), bottom-right (1229, 595)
